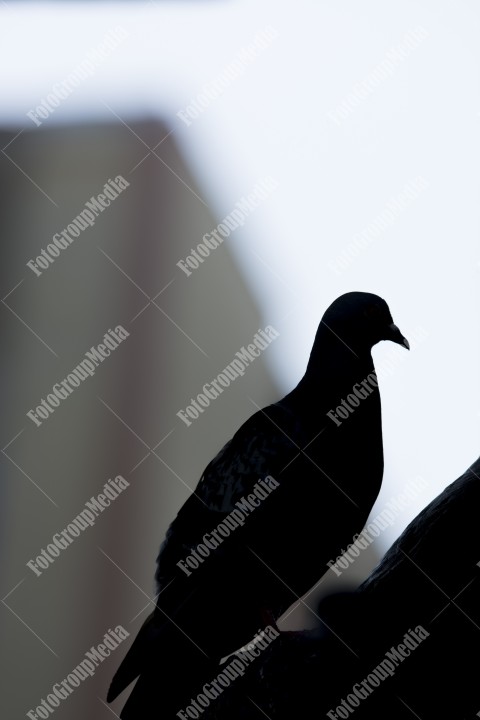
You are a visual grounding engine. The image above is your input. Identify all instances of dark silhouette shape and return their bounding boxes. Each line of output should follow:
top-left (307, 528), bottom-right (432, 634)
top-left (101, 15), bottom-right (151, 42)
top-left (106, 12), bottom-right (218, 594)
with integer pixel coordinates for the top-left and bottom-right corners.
top-left (107, 291), bottom-right (409, 717)
top-left (198, 457), bottom-right (480, 720)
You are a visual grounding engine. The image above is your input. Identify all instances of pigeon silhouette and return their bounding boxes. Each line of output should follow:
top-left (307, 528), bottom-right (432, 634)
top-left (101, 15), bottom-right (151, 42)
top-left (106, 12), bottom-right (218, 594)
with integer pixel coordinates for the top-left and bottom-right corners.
top-left (107, 291), bottom-right (409, 718)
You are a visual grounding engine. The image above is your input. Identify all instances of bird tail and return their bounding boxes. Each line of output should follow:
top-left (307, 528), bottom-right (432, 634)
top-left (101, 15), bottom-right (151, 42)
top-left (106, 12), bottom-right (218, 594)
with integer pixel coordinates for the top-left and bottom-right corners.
top-left (107, 611), bottom-right (157, 703)
top-left (107, 608), bottom-right (219, 718)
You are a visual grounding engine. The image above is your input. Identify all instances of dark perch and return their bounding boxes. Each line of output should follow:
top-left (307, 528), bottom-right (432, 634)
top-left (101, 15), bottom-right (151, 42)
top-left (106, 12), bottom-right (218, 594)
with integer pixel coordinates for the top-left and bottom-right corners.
top-left (199, 457), bottom-right (480, 719)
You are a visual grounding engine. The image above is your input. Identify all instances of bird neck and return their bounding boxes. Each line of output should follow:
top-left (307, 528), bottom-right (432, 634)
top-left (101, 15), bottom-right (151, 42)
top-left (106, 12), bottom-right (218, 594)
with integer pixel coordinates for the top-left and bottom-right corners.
top-left (291, 325), bottom-right (376, 404)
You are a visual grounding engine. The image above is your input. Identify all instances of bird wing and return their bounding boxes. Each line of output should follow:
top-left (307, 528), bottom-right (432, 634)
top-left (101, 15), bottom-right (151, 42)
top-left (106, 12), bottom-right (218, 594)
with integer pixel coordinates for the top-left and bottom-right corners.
top-left (108, 402), bottom-right (303, 702)
top-left (154, 401), bottom-right (304, 586)
top-left (197, 402), bottom-right (303, 510)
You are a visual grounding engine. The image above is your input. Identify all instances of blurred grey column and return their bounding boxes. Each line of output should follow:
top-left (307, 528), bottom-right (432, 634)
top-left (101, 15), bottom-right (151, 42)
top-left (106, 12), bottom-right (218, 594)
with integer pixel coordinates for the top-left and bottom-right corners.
top-left (0, 120), bottom-right (279, 719)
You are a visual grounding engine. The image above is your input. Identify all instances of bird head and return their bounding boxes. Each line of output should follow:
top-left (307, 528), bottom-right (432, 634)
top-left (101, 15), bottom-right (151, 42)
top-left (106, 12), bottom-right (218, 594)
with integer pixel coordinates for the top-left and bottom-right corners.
top-left (321, 292), bottom-right (409, 353)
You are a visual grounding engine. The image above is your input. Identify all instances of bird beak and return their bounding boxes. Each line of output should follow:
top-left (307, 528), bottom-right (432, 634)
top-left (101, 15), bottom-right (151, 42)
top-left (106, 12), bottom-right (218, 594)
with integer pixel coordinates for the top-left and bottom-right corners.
top-left (385, 323), bottom-right (410, 350)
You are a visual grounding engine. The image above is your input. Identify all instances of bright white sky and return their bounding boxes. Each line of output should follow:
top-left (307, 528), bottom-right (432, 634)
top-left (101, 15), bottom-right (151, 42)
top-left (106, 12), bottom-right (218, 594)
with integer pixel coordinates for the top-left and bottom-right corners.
top-left (1, 0), bottom-right (479, 551)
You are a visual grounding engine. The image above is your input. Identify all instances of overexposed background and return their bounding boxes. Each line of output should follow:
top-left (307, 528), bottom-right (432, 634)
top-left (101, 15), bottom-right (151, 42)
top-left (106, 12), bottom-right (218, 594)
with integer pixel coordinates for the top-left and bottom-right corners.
top-left (1, 2), bottom-right (479, 718)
